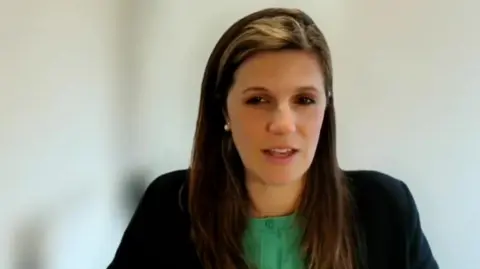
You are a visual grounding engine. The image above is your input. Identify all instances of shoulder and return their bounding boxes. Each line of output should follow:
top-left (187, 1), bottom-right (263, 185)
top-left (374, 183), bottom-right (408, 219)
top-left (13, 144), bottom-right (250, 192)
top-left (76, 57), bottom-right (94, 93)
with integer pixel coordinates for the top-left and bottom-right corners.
top-left (108, 169), bottom-right (192, 268)
top-left (141, 169), bottom-right (190, 215)
top-left (345, 170), bottom-right (413, 228)
top-left (345, 170), bottom-right (439, 268)
top-left (148, 169), bottom-right (189, 194)
top-left (346, 170), bottom-right (411, 207)
top-left (123, 168), bottom-right (190, 228)
top-left (140, 168), bottom-right (190, 225)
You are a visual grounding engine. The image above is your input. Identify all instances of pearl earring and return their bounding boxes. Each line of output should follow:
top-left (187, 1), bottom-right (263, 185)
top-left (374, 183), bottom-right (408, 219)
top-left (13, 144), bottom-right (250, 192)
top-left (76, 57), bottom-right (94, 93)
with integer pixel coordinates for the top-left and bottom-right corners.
top-left (224, 123), bottom-right (230, 131)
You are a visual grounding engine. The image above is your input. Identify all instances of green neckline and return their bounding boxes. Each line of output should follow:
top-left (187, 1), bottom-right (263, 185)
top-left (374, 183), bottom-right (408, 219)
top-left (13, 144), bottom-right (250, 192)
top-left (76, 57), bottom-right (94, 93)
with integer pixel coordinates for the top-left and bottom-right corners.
top-left (248, 214), bottom-right (297, 230)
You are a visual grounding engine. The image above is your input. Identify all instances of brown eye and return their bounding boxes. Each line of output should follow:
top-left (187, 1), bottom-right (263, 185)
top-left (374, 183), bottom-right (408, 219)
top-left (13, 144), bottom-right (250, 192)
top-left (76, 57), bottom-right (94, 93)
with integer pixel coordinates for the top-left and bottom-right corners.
top-left (246, 96), bottom-right (267, 105)
top-left (296, 96), bottom-right (316, 105)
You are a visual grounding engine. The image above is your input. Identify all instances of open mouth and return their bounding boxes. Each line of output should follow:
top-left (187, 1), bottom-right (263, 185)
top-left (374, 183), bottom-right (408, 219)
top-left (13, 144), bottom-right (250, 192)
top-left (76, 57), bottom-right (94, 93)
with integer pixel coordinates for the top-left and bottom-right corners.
top-left (262, 148), bottom-right (299, 159)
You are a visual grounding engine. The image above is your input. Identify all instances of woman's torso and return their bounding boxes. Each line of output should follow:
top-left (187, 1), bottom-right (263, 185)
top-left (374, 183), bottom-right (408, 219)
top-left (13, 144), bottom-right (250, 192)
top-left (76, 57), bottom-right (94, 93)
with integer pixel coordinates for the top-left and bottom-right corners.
top-left (107, 169), bottom-right (438, 269)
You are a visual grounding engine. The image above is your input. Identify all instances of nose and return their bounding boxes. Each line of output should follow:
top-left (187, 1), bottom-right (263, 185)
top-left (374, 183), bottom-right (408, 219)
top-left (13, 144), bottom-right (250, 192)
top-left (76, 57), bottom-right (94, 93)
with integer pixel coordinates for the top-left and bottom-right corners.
top-left (267, 105), bottom-right (296, 135)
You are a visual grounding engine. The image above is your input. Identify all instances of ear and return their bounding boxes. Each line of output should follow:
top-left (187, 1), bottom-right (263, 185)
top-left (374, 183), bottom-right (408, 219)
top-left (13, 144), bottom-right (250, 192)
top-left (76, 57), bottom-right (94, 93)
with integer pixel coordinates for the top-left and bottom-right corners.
top-left (222, 109), bottom-right (231, 132)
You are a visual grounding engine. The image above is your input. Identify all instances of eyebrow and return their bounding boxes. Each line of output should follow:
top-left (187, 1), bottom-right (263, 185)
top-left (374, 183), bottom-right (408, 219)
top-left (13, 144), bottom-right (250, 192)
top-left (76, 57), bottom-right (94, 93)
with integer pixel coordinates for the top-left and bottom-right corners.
top-left (242, 86), bottom-right (321, 94)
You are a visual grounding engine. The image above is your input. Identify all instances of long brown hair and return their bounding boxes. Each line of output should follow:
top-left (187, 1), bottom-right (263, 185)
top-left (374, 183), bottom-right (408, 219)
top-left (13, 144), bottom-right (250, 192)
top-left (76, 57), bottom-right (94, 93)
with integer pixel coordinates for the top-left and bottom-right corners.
top-left (189, 8), bottom-right (357, 269)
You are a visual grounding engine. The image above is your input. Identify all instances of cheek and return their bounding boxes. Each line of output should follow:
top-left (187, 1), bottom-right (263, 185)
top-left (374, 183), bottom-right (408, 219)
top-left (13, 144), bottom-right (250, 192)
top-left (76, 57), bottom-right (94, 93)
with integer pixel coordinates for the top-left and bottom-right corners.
top-left (300, 107), bottom-right (325, 142)
top-left (230, 109), bottom-right (263, 145)
top-left (226, 102), bottom-right (261, 149)
top-left (229, 115), bottom-right (265, 169)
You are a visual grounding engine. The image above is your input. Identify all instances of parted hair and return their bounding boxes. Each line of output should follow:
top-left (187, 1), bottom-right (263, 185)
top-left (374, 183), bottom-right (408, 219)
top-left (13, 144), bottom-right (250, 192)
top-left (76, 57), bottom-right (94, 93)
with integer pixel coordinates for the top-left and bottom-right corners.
top-left (189, 7), bottom-right (358, 269)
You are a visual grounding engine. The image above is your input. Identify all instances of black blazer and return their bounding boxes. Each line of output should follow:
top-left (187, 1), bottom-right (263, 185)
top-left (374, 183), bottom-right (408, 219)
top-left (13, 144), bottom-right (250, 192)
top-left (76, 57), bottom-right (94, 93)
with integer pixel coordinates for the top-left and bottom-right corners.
top-left (107, 169), bottom-right (439, 269)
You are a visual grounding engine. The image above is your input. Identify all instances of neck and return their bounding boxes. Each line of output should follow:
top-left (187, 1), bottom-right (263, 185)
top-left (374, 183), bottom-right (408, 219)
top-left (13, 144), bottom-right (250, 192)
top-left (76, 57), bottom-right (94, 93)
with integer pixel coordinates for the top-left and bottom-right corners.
top-left (246, 176), bottom-right (304, 218)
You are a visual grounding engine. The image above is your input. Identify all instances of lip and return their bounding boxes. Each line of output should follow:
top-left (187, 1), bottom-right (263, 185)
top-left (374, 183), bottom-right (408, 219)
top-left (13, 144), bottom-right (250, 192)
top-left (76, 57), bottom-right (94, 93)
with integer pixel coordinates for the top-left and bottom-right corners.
top-left (262, 145), bottom-right (299, 151)
top-left (261, 147), bottom-right (299, 165)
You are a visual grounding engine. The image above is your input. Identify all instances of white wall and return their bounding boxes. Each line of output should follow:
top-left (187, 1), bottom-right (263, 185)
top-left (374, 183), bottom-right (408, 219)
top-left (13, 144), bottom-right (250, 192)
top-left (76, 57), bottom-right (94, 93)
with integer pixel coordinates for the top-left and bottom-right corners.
top-left (337, 0), bottom-right (480, 269)
top-left (335, 1), bottom-right (480, 268)
top-left (131, 1), bottom-right (479, 269)
top-left (0, 1), bottom-right (127, 268)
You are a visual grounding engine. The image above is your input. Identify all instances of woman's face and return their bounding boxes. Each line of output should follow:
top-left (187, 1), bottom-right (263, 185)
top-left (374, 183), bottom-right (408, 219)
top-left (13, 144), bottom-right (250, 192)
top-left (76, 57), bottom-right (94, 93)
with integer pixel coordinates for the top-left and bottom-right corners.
top-left (226, 50), bottom-right (327, 186)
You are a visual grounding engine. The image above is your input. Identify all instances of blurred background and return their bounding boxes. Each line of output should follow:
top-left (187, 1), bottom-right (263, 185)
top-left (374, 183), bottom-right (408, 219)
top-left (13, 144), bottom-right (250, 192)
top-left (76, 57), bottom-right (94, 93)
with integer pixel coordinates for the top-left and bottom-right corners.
top-left (1, 0), bottom-right (479, 268)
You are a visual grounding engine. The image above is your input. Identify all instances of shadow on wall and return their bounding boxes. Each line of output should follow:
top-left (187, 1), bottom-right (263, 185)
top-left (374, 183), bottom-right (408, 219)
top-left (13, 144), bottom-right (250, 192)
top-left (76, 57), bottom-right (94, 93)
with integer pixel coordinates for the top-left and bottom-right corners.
top-left (13, 215), bottom-right (48, 269)
top-left (9, 171), bottom-right (149, 269)
top-left (121, 170), bottom-right (150, 214)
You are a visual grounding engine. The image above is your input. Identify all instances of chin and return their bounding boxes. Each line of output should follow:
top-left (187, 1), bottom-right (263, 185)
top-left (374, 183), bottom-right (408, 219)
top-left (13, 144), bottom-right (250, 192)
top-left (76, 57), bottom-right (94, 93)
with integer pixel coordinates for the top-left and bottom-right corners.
top-left (255, 169), bottom-right (305, 186)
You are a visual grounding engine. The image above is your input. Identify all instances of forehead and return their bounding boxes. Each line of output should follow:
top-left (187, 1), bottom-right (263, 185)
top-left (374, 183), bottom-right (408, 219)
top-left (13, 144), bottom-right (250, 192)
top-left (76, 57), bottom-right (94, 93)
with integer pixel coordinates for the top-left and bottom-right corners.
top-left (231, 50), bottom-right (325, 93)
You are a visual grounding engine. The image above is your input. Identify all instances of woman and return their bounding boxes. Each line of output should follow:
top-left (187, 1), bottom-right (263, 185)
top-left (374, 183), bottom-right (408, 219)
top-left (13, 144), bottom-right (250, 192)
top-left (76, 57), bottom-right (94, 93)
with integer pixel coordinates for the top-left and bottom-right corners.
top-left (108, 8), bottom-right (438, 269)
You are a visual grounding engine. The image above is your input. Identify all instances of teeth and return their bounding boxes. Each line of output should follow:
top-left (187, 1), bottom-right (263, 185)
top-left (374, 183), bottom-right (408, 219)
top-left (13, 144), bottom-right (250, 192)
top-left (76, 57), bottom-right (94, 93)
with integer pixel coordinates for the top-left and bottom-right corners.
top-left (270, 148), bottom-right (292, 153)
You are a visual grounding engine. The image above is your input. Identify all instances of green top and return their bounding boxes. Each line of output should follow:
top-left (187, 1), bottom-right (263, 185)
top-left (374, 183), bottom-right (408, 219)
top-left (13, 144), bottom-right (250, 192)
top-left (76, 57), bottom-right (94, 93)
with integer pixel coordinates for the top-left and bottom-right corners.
top-left (243, 214), bottom-right (305, 269)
